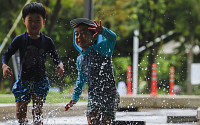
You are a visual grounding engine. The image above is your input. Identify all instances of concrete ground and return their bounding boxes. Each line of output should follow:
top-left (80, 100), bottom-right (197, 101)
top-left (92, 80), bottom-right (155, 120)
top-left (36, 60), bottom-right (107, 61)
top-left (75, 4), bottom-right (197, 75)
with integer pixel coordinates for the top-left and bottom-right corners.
top-left (0, 102), bottom-right (88, 121)
top-left (0, 108), bottom-right (197, 125)
top-left (1, 95), bottom-right (200, 124)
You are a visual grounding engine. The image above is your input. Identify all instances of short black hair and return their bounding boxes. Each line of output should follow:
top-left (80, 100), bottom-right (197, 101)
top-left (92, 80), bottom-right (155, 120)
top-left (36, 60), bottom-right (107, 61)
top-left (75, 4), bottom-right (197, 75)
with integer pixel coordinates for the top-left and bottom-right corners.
top-left (22, 2), bottom-right (46, 19)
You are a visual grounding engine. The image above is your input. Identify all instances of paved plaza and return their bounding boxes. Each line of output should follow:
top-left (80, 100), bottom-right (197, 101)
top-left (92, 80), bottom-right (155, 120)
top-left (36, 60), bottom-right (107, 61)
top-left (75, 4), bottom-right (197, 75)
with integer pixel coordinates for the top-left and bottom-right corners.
top-left (0, 108), bottom-right (197, 125)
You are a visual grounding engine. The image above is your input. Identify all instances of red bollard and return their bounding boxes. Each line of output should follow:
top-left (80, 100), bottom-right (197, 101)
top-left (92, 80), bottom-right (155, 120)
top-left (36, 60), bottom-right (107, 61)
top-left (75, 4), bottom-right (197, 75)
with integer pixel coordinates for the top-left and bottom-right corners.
top-left (150, 63), bottom-right (157, 96)
top-left (169, 67), bottom-right (175, 95)
top-left (127, 66), bottom-right (132, 95)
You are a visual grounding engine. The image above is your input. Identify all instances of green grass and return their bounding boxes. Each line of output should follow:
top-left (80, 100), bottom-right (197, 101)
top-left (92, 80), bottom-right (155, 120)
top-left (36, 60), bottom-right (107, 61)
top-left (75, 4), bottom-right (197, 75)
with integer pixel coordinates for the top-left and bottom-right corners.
top-left (0, 92), bottom-right (88, 104)
top-left (45, 92), bottom-right (88, 104)
top-left (0, 94), bottom-right (15, 103)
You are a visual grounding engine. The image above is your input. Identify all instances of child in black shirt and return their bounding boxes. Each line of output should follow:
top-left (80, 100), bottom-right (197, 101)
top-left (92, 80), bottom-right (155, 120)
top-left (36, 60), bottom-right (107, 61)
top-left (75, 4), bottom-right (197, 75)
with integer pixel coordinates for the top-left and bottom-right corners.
top-left (2, 2), bottom-right (64, 124)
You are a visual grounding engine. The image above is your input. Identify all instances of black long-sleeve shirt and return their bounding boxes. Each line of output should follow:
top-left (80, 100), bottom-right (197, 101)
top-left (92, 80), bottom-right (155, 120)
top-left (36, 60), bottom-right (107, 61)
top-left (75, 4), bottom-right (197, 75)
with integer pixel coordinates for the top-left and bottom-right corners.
top-left (2, 32), bottom-right (62, 81)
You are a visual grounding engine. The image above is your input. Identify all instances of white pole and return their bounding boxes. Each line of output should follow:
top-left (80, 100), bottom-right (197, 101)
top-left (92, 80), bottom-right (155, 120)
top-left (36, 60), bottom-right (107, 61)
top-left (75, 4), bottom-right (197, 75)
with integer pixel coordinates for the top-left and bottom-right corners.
top-left (133, 30), bottom-right (139, 95)
top-left (84, 0), bottom-right (93, 20)
top-left (12, 55), bottom-right (18, 80)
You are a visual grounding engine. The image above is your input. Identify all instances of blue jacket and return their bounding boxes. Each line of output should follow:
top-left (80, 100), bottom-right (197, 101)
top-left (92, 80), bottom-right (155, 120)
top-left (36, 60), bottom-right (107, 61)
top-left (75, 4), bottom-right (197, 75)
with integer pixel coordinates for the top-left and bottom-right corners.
top-left (71, 27), bottom-right (117, 102)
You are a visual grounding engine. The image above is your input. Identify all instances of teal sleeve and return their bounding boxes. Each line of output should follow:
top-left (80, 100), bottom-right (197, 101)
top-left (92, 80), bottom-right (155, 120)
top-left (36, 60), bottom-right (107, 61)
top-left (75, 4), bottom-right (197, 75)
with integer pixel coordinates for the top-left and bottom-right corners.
top-left (71, 56), bottom-right (87, 102)
top-left (94, 27), bottom-right (117, 57)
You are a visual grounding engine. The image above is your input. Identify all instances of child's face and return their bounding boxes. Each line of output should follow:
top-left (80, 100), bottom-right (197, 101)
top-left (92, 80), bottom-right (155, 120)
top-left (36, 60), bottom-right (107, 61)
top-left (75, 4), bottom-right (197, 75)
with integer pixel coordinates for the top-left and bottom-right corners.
top-left (75, 25), bottom-right (96, 51)
top-left (23, 13), bottom-right (46, 35)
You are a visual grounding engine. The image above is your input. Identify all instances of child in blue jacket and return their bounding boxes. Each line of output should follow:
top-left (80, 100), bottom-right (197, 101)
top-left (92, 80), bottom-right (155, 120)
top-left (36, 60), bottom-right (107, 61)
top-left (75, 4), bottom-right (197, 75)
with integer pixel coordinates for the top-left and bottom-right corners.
top-left (65, 18), bottom-right (119, 125)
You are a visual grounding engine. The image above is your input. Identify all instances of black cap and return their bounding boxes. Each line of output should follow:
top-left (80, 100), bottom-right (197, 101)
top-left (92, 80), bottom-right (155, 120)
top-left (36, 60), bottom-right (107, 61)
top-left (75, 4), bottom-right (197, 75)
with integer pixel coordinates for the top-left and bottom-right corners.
top-left (70, 18), bottom-right (96, 28)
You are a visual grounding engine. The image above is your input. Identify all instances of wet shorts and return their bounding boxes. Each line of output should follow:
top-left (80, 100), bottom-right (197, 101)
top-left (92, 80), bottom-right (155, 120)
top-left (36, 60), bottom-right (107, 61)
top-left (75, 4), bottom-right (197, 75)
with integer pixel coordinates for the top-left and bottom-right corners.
top-left (12, 77), bottom-right (49, 102)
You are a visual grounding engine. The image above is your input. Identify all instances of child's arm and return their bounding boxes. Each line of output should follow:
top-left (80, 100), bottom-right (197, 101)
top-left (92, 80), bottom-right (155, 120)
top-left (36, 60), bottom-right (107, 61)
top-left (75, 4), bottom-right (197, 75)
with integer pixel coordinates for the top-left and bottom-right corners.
top-left (65, 72), bottom-right (86, 111)
top-left (71, 71), bottom-right (87, 102)
top-left (2, 64), bottom-right (13, 79)
top-left (48, 39), bottom-right (64, 77)
top-left (48, 40), bottom-right (62, 65)
top-left (89, 20), bottom-right (117, 42)
top-left (65, 100), bottom-right (76, 111)
top-left (89, 20), bottom-right (117, 57)
top-left (2, 37), bottom-right (20, 78)
top-left (89, 20), bottom-right (103, 39)
top-left (100, 27), bottom-right (117, 43)
top-left (56, 62), bottom-right (64, 77)
top-left (65, 58), bottom-right (87, 111)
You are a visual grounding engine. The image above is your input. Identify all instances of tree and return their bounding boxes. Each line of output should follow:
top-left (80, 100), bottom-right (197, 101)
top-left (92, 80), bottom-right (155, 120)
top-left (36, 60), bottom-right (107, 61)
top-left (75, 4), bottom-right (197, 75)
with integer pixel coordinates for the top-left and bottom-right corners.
top-left (2, 0), bottom-right (200, 94)
top-left (0, 0), bottom-right (27, 91)
top-left (47, 0), bottom-right (62, 36)
top-left (166, 0), bottom-right (200, 94)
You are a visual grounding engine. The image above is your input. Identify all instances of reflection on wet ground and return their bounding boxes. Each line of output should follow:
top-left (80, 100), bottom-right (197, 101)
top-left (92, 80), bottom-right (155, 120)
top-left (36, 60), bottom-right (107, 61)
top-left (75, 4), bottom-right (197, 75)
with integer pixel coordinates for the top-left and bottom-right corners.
top-left (0, 108), bottom-right (197, 125)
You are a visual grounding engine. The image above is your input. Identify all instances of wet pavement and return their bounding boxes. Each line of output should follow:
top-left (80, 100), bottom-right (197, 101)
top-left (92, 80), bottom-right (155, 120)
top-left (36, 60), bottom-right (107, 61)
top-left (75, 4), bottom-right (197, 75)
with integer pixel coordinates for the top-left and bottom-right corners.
top-left (1, 95), bottom-right (200, 125)
top-left (0, 108), bottom-right (197, 125)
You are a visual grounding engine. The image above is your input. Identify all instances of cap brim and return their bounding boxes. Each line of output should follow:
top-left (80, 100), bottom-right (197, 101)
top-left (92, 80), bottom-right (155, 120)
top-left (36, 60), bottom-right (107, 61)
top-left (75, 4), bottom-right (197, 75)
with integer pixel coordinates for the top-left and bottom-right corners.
top-left (70, 18), bottom-right (96, 28)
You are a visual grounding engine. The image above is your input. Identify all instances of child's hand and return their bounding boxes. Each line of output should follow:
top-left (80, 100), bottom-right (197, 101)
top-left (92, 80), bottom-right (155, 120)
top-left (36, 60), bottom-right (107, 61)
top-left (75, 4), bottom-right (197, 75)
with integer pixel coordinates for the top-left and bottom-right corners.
top-left (2, 64), bottom-right (13, 79)
top-left (56, 62), bottom-right (64, 77)
top-left (88, 20), bottom-right (103, 39)
top-left (65, 100), bottom-right (76, 111)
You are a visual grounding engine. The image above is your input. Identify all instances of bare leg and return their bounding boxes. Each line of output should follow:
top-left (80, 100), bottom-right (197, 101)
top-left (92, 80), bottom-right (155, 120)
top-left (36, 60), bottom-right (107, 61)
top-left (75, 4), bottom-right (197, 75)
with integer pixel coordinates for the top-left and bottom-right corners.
top-left (87, 109), bottom-right (101, 125)
top-left (16, 101), bottom-right (29, 124)
top-left (102, 116), bottom-right (113, 125)
top-left (32, 94), bottom-right (44, 125)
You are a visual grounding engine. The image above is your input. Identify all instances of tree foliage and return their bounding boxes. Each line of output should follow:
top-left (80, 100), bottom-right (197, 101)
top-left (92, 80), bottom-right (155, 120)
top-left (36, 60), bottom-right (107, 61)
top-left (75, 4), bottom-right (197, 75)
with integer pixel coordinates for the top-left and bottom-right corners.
top-left (1, 0), bottom-right (200, 94)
